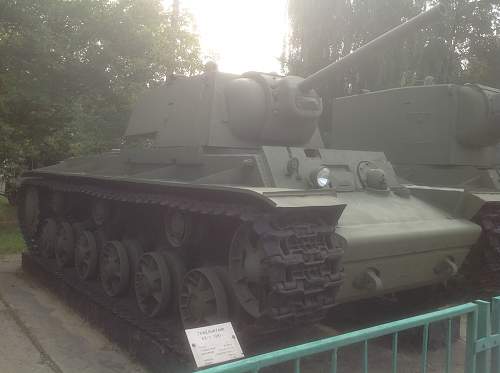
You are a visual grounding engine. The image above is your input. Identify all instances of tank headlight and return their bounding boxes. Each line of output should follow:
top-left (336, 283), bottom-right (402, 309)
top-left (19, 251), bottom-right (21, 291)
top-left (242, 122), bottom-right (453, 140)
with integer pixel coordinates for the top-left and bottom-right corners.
top-left (311, 167), bottom-right (331, 188)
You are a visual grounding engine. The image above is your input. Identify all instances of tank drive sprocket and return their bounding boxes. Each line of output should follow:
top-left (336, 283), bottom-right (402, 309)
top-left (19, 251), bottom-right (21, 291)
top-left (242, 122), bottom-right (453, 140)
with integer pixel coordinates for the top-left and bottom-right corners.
top-left (39, 218), bottom-right (57, 259)
top-left (55, 221), bottom-right (75, 268)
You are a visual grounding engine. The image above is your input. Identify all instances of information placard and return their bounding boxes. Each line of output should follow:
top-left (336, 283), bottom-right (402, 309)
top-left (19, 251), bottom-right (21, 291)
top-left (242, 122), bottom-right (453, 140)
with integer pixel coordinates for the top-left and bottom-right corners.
top-left (185, 322), bottom-right (244, 368)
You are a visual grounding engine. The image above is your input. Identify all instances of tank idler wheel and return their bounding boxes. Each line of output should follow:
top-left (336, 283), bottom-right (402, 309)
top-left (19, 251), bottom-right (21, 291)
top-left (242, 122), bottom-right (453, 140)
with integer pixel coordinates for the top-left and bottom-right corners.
top-left (228, 223), bottom-right (266, 319)
top-left (39, 218), bottom-right (58, 259)
top-left (100, 241), bottom-right (130, 297)
top-left (55, 221), bottom-right (75, 268)
top-left (91, 200), bottom-right (111, 227)
top-left (135, 252), bottom-right (172, 318)
top-left (164, 210), bottom-right (194, 249)
top-left (21, 187), bottom-right (40, 240)
top-left (179, 267), bottom-right (229, 329)
top-left (162, 250), bottom-right (187, 313)
top-left (75, 230), bottom-right (100, 280)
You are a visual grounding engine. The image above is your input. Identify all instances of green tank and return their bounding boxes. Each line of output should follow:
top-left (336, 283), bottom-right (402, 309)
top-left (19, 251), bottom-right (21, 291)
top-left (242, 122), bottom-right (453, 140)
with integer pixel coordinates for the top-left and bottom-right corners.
top-left (17, 4), bottom-right (479, 334)
top-left (331, 80), bottom-right (500, 270)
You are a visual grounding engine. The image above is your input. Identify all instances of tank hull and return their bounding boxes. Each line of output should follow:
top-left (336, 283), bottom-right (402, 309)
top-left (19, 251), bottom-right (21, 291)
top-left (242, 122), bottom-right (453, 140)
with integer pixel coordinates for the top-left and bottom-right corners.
top-left (17, 145), bottom-right (480, 335)
top-left (335, 192), bottom-right (478, 303)
top-left (330, 83), bottom-right (500, 277)
top-left (398, 166), bottom-right (500, 272)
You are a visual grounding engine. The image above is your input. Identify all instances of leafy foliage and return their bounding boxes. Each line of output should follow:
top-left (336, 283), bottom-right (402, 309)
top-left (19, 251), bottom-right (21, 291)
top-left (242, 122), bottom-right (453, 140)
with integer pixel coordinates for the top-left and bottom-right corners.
top-left (285, 0), bottom-right (499, 89)
top-left (0, 0), bottom-right (201, 181)
top-left (0, 196), bottom-right (24, 254)
top-left (284, 0), bottom-right (499, 141)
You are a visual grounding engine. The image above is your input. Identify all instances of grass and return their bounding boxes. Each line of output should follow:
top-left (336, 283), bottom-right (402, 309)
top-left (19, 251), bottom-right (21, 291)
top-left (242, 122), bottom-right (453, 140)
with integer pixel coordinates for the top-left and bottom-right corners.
top-left (0, 196), bottom-right (25, 255)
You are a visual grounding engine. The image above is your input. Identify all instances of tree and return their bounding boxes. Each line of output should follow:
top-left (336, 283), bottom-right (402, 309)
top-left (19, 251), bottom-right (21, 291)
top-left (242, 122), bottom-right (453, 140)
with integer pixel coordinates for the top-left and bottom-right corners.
top-left (442, 0), bottom-right (500, 85)
top-left (284, 0), bottom-right (500, 141)
top-left (0, 0), bottom-right (202, 182)
top-left (285, 0), bottom-right (499, 89)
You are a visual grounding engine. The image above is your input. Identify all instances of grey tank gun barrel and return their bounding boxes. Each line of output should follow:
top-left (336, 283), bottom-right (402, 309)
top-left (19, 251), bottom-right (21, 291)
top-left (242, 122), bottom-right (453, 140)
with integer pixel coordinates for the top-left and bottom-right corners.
top-left (298, 3), bottom-right (446, 92)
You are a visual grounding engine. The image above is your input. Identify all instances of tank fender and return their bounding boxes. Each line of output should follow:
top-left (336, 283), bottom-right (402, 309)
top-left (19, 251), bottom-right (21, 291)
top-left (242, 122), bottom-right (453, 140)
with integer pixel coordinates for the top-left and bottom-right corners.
top-left (405, 185), bottom-right (474, 218)
top-left (257, 189), bottom-right (345, 223)
top-left (462, 192), bottom-right (500, 219)
top-left (22, 170), bottom-right (346, 222)
top-left (408, 185), bottom-right (500, 220)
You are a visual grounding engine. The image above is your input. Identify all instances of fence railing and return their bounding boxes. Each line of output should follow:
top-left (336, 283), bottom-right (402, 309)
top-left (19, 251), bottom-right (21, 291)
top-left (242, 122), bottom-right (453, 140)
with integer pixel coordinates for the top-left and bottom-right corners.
top-left (197, 296), bottom-right (500, 373)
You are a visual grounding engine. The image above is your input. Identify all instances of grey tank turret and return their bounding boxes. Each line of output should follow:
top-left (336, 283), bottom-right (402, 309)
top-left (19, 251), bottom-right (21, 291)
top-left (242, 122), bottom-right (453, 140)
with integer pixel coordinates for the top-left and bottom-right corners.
top-left (331, 83), bottom-right (500, 168)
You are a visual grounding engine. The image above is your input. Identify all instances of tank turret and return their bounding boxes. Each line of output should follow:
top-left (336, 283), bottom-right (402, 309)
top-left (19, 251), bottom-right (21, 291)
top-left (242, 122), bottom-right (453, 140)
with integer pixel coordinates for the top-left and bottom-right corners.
top-left (331, 83), bottom-right (500, 167)
top-left (456, 85), bottom-right (500, 148)
top-left (126, 4), bottom-right (445, 150)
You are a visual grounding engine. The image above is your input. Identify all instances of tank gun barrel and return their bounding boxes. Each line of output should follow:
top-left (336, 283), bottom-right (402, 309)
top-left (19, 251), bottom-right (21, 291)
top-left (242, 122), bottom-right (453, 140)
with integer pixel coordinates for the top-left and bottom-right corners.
top-left (298, 3), bottom-right (446, 93)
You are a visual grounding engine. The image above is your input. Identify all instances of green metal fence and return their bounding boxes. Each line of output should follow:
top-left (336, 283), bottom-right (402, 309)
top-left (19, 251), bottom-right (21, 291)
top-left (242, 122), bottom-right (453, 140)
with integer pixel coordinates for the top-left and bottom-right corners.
top-left (197, 296), bottom-right (500, 373)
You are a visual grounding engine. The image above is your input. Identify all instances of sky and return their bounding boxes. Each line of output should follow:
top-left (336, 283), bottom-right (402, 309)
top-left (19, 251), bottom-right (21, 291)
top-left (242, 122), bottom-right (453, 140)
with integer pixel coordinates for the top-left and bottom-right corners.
top-left (162, 0), bottom-right (288, 74)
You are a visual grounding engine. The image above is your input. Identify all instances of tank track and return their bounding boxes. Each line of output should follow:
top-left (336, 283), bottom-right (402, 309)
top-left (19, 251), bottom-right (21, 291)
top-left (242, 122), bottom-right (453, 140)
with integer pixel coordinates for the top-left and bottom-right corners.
top-left (467, 207), bottom-right (500, 292)
top-left (18, 176), bottom-right (344, 328)
top-left (479, 209), bottom-right (500, 271)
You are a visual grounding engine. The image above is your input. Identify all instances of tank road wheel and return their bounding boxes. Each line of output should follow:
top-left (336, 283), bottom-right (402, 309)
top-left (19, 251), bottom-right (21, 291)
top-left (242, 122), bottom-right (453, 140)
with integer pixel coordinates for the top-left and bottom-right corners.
top-left (39, 218), bottom-right (58, 259)
top-left (228, 223), bottom-right (266, 319)
top-left (122, 240), bottom-right (144, 279)
top-left (75, 230), bottom-right (100, 280)
top-left (100, 241), bottom-right (130, 297)
top-left (19, 187), bottom-right (40, 240)
top-left (164, 211), bottom-right (193, 248)
top-left (91, 200), bottom-right (110, 227)
top-left (213, 267), bottom-right (247, 327)
top-left (179, 267), bottom-right (229, 329)
top-left (135, 252), bottom-right (172, 318)
top-left (55, 221), bottom-right (75, 268)
top-left (163, 251), bottom-right (187, 312)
